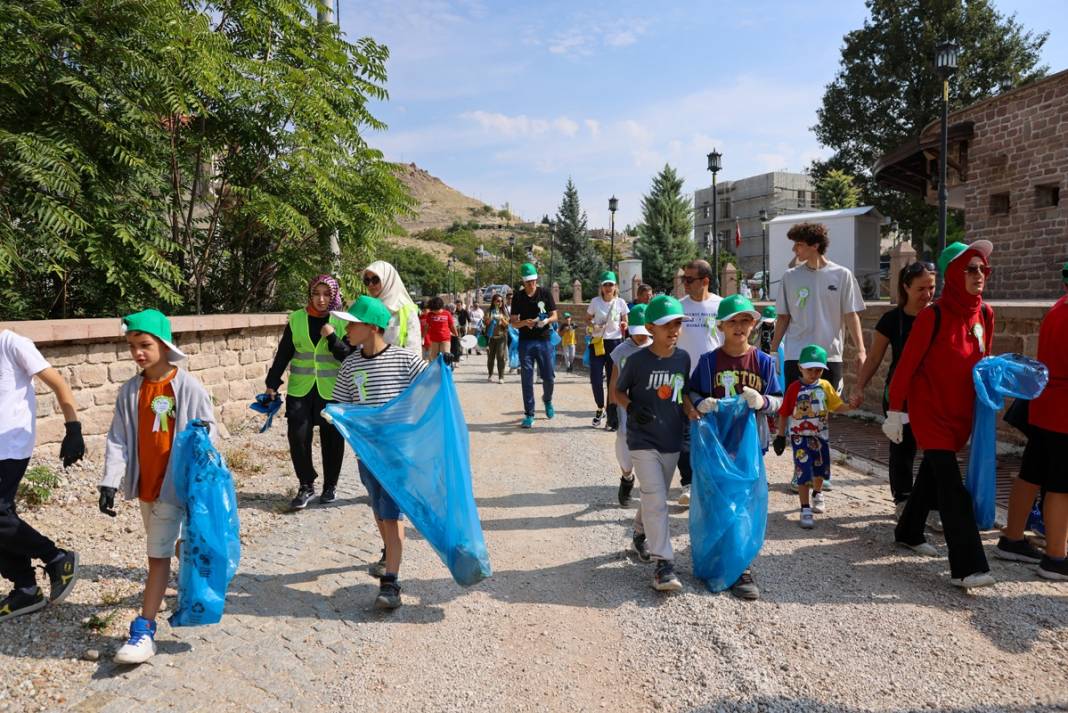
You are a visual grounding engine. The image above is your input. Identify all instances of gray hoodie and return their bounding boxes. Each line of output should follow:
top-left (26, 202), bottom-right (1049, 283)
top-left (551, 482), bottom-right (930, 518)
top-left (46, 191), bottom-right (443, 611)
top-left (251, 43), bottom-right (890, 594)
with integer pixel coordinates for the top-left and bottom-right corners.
top-left (100, 367), bottom-right (217, 508)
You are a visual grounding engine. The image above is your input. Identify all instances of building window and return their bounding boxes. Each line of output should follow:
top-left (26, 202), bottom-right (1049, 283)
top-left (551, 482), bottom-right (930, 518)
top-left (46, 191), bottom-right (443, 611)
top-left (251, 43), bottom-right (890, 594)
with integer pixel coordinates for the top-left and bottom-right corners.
top-left (703, 206), bottom-right (710, 219)
top-left (797, 190), bottom-right (807, 208)
top-left (720, 200), bottom-right (731, 220)
top-left (990, 192), bottom-right (1011, 215)
top-left (1035, 184), bottom-right (1060, 209)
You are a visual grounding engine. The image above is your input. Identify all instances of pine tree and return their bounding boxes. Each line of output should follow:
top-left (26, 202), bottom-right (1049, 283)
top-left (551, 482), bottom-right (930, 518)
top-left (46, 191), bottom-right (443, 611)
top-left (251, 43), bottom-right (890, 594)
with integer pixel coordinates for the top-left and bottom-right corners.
top-left (815, 169), bottom-right (862, 210)
top-left (634, 165), bottom-right (697, 292)
top-left (553, 178), bottom-right (604, 293)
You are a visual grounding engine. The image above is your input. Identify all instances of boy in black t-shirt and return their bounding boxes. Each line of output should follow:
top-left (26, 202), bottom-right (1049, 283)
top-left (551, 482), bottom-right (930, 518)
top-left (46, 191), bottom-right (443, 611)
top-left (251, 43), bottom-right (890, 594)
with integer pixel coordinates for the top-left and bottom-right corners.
top-left (509, 263), bottom-right (558, 428)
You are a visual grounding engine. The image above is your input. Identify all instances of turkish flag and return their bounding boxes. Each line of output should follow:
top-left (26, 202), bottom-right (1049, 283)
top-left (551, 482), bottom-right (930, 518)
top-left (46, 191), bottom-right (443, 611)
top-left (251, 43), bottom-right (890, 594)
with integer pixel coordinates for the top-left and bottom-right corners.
top-left (735, 218), bottom-right (742, 248)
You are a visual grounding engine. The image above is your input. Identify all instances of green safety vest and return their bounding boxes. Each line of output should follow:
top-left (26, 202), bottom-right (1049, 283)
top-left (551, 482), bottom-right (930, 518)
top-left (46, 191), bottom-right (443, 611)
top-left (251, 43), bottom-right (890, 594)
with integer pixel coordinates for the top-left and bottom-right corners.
top-left (287, 309), bottom-right (346, 399)
top-left (396, 303), bottom-right (416, 348)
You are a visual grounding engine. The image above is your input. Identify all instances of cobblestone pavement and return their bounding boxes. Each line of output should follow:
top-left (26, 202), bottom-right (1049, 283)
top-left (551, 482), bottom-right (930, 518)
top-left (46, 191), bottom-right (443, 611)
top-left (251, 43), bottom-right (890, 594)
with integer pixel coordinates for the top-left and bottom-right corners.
top-left (18, 359), bottom-right (1068, 711)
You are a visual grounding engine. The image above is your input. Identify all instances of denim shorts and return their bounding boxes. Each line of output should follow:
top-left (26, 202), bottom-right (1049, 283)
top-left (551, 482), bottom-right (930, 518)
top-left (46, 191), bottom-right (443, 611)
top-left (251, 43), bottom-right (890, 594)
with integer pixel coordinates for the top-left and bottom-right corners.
top-left (358, 460), bottom-right (402, 521)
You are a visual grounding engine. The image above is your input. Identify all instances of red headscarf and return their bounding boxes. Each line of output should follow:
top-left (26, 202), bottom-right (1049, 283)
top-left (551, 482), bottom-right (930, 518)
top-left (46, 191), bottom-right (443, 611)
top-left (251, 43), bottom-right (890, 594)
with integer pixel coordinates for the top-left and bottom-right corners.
top-left (938, 248), bottom-right (987, 319)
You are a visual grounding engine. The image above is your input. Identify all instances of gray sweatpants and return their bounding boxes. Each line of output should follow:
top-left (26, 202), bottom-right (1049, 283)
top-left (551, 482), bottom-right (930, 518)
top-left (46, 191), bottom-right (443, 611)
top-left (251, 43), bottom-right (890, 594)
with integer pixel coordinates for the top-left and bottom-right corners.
top-left (631, 449), bottom-right (681, 561)
top-left (615, 407), bottom-right (631, 474)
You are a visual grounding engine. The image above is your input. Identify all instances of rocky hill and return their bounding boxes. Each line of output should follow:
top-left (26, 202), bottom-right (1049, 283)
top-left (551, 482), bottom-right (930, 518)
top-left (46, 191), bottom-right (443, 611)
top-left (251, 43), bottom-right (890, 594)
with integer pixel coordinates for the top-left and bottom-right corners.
top-left (394, 163), bottom-right (518, 234)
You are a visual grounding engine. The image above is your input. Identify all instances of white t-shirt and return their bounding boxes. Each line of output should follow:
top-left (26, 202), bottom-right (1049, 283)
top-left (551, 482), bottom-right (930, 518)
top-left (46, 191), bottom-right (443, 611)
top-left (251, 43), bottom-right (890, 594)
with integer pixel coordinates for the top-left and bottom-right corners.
top-left (677, 294), bottom-right (723, 376)
top-left (0, 330), bottom-right (52, 460)
top-left (587, 296), bottom-right (629, 341)
top-left (775, 259), bottom-right (865, 362)
top-left (469, 307), bottom-right (484, 330)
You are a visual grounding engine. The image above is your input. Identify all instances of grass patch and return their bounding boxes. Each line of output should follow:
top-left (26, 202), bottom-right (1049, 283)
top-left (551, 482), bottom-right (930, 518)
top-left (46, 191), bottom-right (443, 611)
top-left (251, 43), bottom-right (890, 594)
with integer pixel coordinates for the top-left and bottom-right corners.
top-left (17, 465), bottom-right (60, 509)
top-left (99, 588), bottom-right (125, 607)
top-left (82, 611), bottom-right (118, 633)
top-left (225, 447), bottom-right (263, 478)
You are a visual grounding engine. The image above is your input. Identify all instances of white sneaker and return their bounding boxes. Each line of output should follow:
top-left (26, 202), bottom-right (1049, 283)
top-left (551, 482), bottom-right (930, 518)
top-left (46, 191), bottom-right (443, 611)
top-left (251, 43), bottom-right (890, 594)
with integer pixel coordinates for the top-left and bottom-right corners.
top-left (498, 377), bottom-right (504, 384)
top-left (897, 540), bottom-right (938, 557)
top-left (592, 410), bottom-right (604, 428)
top-left (113, 617), bottom-right (157, 664)
top-left (811, 492), bottom-right (826, 514)
top-left (677, 486), bottom-right (691, 506)
top-left (950, 572), bottom-right (995, 589)
top-left (487, 375), bottom-right (494, 382)
top-left (800, 508), bottom-right (815, 529)
top-left (927, 512), bottom-right (944, 532)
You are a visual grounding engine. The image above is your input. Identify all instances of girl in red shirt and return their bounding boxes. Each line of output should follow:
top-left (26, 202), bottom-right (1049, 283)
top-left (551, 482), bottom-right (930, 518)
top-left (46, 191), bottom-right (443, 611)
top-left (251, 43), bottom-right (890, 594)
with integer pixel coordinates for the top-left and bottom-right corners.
top-left (885, 240), bottom-right (995, 589)
top-left (426, 296), bottom-right (457, 363)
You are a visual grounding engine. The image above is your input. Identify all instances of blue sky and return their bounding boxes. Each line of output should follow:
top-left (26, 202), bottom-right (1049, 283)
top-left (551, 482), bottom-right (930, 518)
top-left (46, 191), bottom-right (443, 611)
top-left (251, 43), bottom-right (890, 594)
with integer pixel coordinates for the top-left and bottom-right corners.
top-left (338, 0), bottom-right (1068, 230)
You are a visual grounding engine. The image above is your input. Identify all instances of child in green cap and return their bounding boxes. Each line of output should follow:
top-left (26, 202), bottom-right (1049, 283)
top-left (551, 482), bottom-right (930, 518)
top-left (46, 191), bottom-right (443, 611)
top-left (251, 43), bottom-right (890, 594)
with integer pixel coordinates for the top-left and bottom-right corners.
top-left (99, 309), bottom-right (216, 664)
top-left (559, 312), bottom-right (577, 373)
top-left (774, 344), bottom-right (852, 529)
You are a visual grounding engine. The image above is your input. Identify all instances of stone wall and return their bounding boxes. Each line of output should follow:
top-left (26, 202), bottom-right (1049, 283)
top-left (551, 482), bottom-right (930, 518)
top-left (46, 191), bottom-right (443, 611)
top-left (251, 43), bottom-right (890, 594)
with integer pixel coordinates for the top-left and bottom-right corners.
top-left (0, 315), bottom-right (288, 458)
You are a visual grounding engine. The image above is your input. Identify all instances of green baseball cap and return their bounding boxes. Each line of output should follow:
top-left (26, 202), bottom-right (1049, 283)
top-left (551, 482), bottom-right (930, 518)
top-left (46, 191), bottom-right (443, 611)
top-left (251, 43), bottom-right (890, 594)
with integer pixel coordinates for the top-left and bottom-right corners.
top-left (121, 309), bottom-right (186, 362)
top-left (937, 240), bottom-right (993, 274)
top-left (627, 303), bottom-right (650, 336)
top-left (599, 270), bottom-right (617, 285)
top-left (716, 294), bottom-right (760, 323)
top-left (798, 344), bottom-right (828, 369)
top-left (761, 305), bottom-right (777, 323)
top-left (644, 295), bottom-right (687, 326)
top-left (520, 262), bottom-right (538, 281)
top-left (332, 295), bottom-right (391, 330)
top-left (563, 311), bottom-right (571, 318)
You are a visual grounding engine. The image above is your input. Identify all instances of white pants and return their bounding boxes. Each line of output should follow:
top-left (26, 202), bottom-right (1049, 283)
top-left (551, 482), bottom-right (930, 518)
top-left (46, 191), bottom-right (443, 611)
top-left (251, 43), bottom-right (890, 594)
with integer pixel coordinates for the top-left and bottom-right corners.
top-left (563, 345), bottom-right (576, 367)
top-left (615, 407), bottom-right (632, 474)
top-left (631, 449), bottom-right (680, 561)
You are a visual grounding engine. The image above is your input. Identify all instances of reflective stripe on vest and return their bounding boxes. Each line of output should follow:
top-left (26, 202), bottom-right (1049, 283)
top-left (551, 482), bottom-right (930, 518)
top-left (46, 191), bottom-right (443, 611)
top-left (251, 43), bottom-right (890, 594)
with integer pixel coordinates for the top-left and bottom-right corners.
top-left (287, 309), bottom-right (346, 399)
top-left (396, 303), bottom-right (416, 348)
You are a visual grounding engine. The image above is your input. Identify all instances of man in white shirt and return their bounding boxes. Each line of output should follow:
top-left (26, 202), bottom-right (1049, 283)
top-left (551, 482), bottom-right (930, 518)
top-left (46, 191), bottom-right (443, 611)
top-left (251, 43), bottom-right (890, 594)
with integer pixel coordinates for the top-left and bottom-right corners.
top-left (0, 330), bottom-right (85, 622)
top-left (673, 259), bottom-right (723, 505)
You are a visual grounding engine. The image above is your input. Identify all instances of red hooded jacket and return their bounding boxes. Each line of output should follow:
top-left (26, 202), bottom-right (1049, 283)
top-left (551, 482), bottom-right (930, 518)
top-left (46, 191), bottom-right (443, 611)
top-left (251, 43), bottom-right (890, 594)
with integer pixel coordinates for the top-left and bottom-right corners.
top-left (888, 249), bottom-right (994, 451)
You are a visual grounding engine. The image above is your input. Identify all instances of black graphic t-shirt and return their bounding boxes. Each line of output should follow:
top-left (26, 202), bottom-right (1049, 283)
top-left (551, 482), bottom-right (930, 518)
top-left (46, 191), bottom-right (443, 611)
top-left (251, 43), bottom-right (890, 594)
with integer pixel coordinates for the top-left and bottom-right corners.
top-left (616, 347), bottom-right (691, 453)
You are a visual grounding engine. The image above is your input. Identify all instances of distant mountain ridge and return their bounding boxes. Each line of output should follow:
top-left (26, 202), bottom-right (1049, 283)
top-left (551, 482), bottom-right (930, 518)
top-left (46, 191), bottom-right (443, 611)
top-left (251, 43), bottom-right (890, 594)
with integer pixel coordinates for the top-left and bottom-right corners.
top-left (393, 163), bottom-right (516, 233)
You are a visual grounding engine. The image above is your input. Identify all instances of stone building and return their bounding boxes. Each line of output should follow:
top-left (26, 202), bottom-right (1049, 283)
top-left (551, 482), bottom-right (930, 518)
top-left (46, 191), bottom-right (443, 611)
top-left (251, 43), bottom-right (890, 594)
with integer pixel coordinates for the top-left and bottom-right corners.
top-left (874, 68), bottom-right (1068, 299)
top-left (693, 171), bottom-right (819, 278)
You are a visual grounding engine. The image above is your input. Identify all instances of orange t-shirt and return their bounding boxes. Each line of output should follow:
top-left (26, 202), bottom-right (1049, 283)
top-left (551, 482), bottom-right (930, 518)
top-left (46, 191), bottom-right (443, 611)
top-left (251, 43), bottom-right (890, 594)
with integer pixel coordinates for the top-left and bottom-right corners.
top-left (138, 369), bottom-right (177, 501)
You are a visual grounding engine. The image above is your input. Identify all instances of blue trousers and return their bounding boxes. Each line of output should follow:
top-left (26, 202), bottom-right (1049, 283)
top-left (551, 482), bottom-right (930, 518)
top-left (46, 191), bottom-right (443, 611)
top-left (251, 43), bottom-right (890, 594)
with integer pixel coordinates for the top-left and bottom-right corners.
top-left (519, 338), bottom-right (555, 417)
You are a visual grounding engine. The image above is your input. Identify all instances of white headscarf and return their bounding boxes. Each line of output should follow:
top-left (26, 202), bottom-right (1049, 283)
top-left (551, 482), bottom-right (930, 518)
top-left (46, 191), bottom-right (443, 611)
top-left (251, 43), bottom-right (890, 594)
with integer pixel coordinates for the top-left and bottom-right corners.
top-left (363, 260), bottom-right (416, 314)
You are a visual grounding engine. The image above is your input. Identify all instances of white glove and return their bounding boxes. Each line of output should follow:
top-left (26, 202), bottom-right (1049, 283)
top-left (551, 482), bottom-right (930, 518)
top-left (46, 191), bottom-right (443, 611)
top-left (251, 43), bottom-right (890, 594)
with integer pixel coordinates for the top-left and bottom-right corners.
top-left (536, 319), bottom-right (549, 328)
top-left (882, 411), bottom-right (906, 444)
top-left (696, 397), bottom-right (718, 414)
top-left (741, 386), bottom-right (766, 410)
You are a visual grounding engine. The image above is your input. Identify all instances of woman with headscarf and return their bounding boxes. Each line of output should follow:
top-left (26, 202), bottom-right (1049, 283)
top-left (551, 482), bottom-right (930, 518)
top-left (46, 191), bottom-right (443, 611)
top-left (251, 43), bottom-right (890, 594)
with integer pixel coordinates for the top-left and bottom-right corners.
top-left (884, 241), bottom-right (995, 589)
top-left (362, 260), bottom-right (422, 352)
top-left (265, 275), bottom-right (351, 511)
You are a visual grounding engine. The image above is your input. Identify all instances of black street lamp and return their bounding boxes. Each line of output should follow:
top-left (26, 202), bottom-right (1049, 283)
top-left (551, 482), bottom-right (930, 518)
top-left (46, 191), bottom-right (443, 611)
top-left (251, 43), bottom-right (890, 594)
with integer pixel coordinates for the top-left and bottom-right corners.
top-left (542, 215), bottom-right (556, 288)
top-left (707, 149), bottom-right (722, 293)
top-left (508, 235), bottom-right (516, 287)
top-left (759, 208), bottom-right (772, 300)
top-left (935, 39), bottom-right (959, 295)
top-left (608, 195), bottom-right (618, 272)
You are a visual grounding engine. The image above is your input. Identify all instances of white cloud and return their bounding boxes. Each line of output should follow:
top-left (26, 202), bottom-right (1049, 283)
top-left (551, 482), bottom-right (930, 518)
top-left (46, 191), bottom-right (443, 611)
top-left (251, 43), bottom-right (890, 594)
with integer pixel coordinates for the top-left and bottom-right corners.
top-left (462, 111), bottom-right (585, 140)
top-left (584, 119), bottom-right (601, 138)
top-left (553, 117), bottom-right (580, 137)
top-left (545, 17), bottom-right (651, 58)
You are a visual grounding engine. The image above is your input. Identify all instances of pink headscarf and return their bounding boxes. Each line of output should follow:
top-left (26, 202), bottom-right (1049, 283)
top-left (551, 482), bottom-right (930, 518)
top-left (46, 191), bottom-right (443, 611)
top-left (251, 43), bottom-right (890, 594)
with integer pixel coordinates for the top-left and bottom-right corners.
top-left (307, 274), bottom-right (343, 314)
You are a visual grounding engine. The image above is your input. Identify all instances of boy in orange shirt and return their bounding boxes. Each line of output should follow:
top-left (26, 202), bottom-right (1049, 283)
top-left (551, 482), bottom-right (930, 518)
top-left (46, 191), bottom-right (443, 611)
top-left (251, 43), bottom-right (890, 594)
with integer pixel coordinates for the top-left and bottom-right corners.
top-left (98, 310), bottom-right (216, 664)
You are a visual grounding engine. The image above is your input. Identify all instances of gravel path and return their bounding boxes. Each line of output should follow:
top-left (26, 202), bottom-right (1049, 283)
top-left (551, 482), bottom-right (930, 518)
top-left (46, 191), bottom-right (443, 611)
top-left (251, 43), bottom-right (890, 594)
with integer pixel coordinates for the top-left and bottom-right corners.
top-left (1, 359), bottom-right (1066, 712)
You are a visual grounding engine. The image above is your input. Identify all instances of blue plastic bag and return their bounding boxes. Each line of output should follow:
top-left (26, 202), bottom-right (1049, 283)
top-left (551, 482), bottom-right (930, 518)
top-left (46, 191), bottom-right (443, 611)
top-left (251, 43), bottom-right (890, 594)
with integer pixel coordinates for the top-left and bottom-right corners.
top-left (968, 354), bottom-right (1048, 529)
top-left (324, 358), bottom-right (492, 586)
top-left (776, 343), bottom-right (785, 381)
top-left (549, 323), bottom-right (561, 347)
top-left (168, 420), bottom-right (241, 627)
top-left (508, 327), bottom-right (520, 370)
top-left (582, 335), bottom-right (592, 368)
top-left (689, 398), bottom-right (767, 591)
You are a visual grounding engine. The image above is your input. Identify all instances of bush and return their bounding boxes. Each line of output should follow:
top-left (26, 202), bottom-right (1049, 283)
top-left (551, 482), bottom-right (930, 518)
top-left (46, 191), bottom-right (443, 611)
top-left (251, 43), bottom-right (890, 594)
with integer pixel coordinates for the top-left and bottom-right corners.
top-left (17, 466), bottom-right (60, 509)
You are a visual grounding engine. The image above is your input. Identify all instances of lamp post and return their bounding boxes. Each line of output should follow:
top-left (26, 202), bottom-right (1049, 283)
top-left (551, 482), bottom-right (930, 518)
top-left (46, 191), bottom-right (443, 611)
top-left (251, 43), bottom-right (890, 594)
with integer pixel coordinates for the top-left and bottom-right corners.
top-left (759, 208), bottom-right (771, 300)
top-left (608, 195), bottom-right (618, 272)
top-left (542, 215), bottom-right (555, 288)
top-left (707, 149), bottom-right (722, 292)
top-left (934, 39), bottom-right (959, 295)
top-left (447, 256), bottom-right (455, 297)
top-left (508, 234), bottom-right (516, 287)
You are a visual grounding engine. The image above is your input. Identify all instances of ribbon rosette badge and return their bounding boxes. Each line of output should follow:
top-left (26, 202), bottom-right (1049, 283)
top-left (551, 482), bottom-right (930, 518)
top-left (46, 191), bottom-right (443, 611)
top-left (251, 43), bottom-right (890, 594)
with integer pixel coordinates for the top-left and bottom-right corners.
top-left (797, 287), bottom-right (810, 309)
top-left (973, 322), bottom-right (985, 354)
top-left (151, 395), bottom-right (175, 433)
top-left (720, 371), bottom-right (738, 398)
top-left (670, 374), bottom-right (685, 404)
top-left (354, 370), bottom-right (369, 402)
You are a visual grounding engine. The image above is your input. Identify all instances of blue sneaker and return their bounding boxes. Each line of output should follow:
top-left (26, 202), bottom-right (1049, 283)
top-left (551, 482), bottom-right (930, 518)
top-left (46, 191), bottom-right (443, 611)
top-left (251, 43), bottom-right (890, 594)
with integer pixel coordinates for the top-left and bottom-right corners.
top-left (521, 416), bottom-right (535, 429)
top-left (545, 402), bottom-right (555, 419)
top-left (114, 616), bottom-right (157, 664)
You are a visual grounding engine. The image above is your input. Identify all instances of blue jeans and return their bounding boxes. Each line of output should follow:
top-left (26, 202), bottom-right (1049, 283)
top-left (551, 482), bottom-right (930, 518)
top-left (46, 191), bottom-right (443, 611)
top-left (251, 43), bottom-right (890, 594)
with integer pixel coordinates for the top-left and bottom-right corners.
top-left (519, 338), bottom-right (555, 417)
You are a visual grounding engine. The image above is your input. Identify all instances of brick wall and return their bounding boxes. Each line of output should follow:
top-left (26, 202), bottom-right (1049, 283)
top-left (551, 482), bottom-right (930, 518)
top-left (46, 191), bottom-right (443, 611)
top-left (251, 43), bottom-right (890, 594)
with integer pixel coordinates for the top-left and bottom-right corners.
top-left (943, 70), bottom-right (1068, 299)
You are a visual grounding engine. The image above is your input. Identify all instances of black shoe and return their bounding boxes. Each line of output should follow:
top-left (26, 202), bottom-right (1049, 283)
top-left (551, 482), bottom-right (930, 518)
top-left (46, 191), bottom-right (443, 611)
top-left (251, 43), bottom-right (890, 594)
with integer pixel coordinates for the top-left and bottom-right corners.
top-left (289, 486), bottom-right (314, 511)
top-left (319, 489), bottom-right (337, 505)
top-left (653, 560), bottom-right (682, 592)
top-left (1038, 556), bottom-right (1068, 581)
top-left (730, 569), bottom-right (760, 601)
top-left (368, 549), bottom-right (387, 578)
top-left (43, 550), bottom-right (79, 603)
top-left (631, 533), bottom-right (651, 563)
top-left (0, 587), bottom-right (47, 623)
top-left (375, 578), bottom-right (402, 609)
top-left (618, 476), bottom-right (635, 506)
top-left (994, 536), bottom-right (1043, 564)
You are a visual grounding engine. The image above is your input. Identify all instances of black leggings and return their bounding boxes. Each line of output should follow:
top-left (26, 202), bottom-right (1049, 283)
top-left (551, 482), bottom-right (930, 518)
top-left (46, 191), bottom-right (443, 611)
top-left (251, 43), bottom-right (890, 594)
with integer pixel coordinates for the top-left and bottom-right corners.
top-left (889, 423), bottom-right (918, 503)
top-left (286, 391), bottom-right (345, 491)
top-left (1, 458), bottom-right (60, 589)
top-left (895, 450), bottom-right (989, 579)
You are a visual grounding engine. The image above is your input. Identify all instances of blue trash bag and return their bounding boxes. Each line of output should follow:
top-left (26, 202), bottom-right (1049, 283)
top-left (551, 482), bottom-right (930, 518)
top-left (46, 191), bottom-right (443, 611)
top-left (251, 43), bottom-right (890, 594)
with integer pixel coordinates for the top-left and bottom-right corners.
top-left (549, 323), bottom-right (562, 347)
top-left (508, 326), bottom-right (520, 370)
top-left (168, 420), bottom-right (241, 627)
top-left (324, 358), bottom-right (492, 586)
top-left (969, 354), bottom-right (1049, 529)
top-left (776, 343), bottom-right (785, 381)
top-left (1026, 498), bottom-right (1046, 536)
top-left (582, 335), bottom-right (592, 368)
top-left (689, 397), bottom-right (768, 592)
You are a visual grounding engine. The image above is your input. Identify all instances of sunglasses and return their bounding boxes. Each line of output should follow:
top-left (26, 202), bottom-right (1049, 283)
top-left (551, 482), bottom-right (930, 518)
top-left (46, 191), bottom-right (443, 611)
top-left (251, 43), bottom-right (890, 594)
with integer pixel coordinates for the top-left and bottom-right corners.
top-left (904, 261), bottom-right (935, 276)
top-left (964, 264), bottom-right (992, 277)
top-left (682, 275), bottom-right (707, 285)
top-left (362, 274), bottom-right (381, 286)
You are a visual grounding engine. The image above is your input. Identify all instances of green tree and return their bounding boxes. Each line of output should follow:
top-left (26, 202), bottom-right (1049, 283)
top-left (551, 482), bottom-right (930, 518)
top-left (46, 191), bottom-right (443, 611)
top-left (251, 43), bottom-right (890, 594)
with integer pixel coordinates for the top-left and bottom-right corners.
top-left (812, 0), bottom-right (1046, 256)
top-left (553, 178), bottom-right (604, 291)
top-left (815, 169), bottom-right (862, 210)
top-left (634, 164), bottom-right (697, 292)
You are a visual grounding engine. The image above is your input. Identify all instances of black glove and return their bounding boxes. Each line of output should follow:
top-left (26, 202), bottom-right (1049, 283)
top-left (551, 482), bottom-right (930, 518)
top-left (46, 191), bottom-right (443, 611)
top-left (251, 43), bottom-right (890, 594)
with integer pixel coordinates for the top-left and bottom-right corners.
top-left (627, 402), bottom-right (654, 426)
top-left (59, 421), bottom-right (85, 467)
top-left (98, 486), bottom-right (117, 517)
top-left (772, 435), bottom-right (787, 457)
